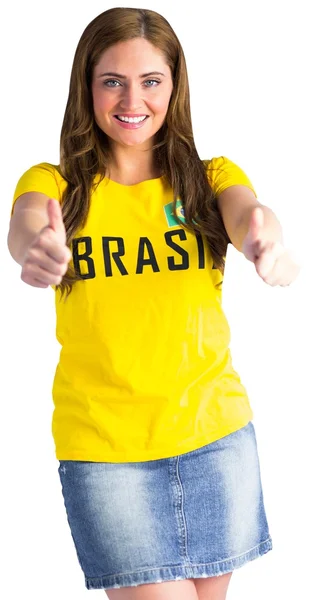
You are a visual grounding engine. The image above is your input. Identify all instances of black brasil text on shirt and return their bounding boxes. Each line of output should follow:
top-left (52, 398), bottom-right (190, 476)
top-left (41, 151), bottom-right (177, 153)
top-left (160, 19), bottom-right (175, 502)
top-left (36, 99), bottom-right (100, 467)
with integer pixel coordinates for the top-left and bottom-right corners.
top-left (71, 228), bottom-right (219, 278)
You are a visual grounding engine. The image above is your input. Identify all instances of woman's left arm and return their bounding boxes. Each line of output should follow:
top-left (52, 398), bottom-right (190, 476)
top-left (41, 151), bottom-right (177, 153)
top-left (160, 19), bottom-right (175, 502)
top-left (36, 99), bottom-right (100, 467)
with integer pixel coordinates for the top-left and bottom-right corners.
top-left (217, 184), bottom-right (301, 286)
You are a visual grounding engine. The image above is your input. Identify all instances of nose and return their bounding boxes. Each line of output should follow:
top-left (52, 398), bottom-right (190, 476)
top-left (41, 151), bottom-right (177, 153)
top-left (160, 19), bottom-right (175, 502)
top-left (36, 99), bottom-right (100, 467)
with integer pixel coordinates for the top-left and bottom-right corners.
top-left (119, 82), bottom-right (143, 112)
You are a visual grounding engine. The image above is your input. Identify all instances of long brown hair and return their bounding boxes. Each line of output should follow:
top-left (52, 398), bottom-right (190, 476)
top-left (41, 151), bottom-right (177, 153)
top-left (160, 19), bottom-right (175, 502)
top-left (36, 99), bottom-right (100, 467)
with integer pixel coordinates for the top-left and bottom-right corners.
top-left (57, 7), bottom-right (230, 300)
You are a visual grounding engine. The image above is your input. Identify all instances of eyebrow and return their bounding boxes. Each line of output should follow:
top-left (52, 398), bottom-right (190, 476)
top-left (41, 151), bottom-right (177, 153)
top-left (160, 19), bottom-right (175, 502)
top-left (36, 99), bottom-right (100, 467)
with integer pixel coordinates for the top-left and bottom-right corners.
top-left (97, 71), bottom-right (166, 79)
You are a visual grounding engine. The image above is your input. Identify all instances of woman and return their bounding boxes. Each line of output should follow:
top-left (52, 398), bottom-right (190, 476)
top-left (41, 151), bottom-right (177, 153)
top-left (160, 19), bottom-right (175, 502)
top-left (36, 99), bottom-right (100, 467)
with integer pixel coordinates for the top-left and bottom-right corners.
top-left (8, 7), bottom-right (300, 600)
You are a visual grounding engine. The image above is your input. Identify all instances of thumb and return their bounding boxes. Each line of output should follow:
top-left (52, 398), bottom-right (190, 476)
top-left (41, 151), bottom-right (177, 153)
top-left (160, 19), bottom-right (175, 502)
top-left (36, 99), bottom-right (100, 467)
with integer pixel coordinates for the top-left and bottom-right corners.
top-left (47, 198), bottom-right (66, 241)
top-left (248, 206), bottom-right (264, 243)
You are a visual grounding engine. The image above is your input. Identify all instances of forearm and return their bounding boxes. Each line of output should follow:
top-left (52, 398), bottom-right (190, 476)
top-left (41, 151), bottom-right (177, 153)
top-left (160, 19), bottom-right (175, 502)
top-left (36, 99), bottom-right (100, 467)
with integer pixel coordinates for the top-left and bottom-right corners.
top-left (7, 208), bottom-right (49, 266)
top-left (236, 205), bottom-right (284, 256)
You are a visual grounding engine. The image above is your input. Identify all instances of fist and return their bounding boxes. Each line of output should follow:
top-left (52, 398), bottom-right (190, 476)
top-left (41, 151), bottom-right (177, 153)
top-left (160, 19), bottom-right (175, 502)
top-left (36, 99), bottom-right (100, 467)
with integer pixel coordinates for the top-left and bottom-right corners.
top-left (21, 198), bottom-right (72, 288)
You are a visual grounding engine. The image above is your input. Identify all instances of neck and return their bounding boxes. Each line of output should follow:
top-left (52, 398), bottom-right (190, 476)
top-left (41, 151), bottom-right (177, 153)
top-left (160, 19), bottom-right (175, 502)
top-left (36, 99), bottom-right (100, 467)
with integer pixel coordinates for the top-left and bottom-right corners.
top-left (107, 142), bottom-right (161, 185)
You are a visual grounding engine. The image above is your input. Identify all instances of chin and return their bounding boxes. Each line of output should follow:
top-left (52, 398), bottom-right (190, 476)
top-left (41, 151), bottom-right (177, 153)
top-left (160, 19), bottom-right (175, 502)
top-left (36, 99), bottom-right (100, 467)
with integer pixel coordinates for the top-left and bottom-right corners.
top-left (117, 135), bottom-right (153, 147)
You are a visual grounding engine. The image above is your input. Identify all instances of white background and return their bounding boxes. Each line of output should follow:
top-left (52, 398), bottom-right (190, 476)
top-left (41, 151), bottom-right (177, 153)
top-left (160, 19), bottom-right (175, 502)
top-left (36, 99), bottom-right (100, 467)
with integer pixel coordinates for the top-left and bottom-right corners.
top-left (2, 0), bottom-right (308, 598)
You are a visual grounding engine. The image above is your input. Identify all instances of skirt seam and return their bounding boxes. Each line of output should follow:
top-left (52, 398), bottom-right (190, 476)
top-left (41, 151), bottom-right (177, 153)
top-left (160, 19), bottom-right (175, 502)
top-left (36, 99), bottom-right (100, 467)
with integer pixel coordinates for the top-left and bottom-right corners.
top-left (85, 537), bottom-right (272, 590)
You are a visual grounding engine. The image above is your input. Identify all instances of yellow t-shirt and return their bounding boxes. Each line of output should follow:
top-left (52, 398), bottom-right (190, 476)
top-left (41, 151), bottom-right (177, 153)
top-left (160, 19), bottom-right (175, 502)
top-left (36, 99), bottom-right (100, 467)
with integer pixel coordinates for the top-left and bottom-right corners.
top-left (12, 156), bottom-right (257, 462)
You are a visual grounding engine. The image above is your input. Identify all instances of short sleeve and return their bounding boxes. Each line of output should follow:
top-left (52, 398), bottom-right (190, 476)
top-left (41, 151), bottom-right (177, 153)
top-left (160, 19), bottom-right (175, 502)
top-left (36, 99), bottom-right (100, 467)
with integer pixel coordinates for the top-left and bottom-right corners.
top-left (11, 162), bottom-right (66, 217)
top-left (205, 156), bottom-right (257, 198)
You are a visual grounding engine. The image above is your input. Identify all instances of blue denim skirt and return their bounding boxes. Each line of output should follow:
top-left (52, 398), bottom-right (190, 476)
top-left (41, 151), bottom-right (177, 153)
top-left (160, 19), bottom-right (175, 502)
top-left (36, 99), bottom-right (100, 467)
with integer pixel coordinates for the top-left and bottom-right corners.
top-left (57, 421), bottom-right (272, 591)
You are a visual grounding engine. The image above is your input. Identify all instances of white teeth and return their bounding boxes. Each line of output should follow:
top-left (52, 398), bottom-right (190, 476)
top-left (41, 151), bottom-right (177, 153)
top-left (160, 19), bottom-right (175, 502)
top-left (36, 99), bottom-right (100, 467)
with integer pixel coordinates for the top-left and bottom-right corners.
top-left (117, 115), bottom-right (147, 123)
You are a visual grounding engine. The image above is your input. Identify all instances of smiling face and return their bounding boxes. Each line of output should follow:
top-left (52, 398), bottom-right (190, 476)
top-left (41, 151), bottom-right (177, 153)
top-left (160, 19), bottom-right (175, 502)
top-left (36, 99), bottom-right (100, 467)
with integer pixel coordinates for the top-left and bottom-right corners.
top-left (91, 38), bottom-right (174, 151)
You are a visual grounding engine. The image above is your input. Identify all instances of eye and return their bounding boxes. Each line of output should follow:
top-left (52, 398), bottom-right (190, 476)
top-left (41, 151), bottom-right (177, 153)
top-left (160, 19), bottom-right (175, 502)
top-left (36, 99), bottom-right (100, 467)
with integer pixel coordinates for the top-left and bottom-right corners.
top-left (103, 80), bottom-right (121, 87)
top-left (144, 79), bottom-right (160, 87)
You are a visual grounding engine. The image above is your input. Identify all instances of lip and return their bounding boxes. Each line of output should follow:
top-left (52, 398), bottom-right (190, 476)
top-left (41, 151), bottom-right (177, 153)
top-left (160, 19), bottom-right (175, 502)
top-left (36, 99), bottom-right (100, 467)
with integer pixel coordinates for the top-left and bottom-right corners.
top-left (112, 115), bottom-right (149, 130)
top-left (115, 114), bottom-right (149, 118)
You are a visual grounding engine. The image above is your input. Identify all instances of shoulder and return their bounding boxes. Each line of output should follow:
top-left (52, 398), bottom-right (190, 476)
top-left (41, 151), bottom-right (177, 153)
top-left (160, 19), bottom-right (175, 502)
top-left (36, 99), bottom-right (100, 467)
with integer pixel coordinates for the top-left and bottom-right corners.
top-left (202, 156), bottom-right (257, 197)
top-left (19, 162), bottom-right (64, 184)
top-left (13, 162), bottom-right (68, 203)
